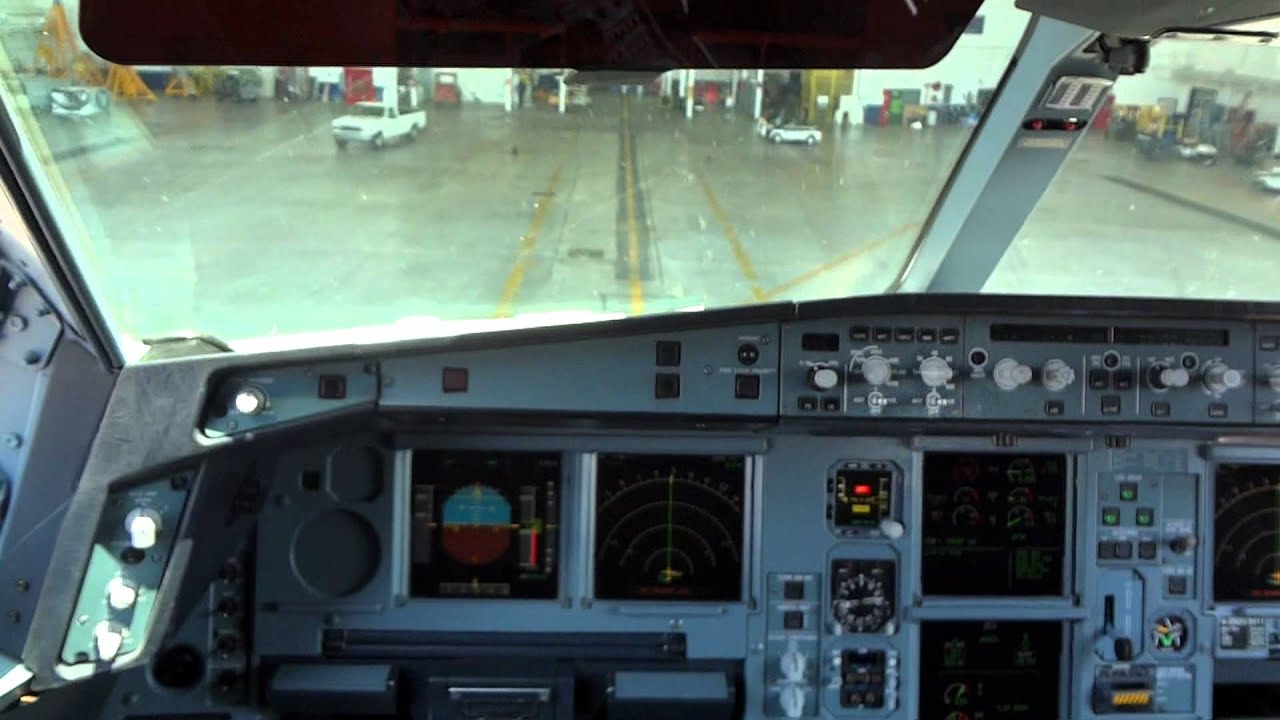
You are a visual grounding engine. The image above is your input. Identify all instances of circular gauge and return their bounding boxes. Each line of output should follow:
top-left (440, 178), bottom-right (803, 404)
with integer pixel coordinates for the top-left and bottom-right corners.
top-left (943, 682), bottom-right (970, 706)
top-left (1006, 457), bottom-right (1037, 483)
top-left (831, 559), bottom-right (896, 634)
top-left (1006, 505), bottom-right (1035, 529)
top-left (953, 486), bottom-right (980, 505)
top-left (1151, 615), bottom-right (1188, 652)
top-left (594, 454), bottom-right (745, 601)
top-left (952, 504), bottom-right (982, 528)
top-left (944, 712), bottom-right (971, 720)
top-left (1008, 487), bottom-right (1035, 505)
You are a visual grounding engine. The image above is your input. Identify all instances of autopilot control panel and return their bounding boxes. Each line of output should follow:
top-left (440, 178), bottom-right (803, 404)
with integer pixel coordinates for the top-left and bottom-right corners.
top-left (53, 298), bottom-right (1280, 720)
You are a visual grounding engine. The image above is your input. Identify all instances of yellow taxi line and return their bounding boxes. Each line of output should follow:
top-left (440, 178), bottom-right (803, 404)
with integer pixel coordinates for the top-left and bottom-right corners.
top-left (620, 97), bottom-right (646, 314)
top-left (493, 160), bottom-right (566, 318)
top-left (694, 167), bottom-right (768, 301)
top-left (762, 223), bottom-right (919, 300)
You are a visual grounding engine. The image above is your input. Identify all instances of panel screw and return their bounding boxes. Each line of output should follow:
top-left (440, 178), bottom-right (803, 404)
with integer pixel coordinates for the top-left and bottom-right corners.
top-left (2, 434), bottom-right (20, 449)
top-left (6, 610), bottom-right (20, 623)
top-left (6, 315), bottom-right (26, 331)
top-left (22, 351), bottom-right (39, 365)
top-left (15, 579), bottom-right (29, 592)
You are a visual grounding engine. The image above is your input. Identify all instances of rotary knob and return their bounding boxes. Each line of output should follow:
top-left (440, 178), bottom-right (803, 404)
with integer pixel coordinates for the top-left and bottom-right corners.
top-left (779, 684), bottom-right (805, 719)
top-left (233, 386), bottom-right (267, 415)
top-left (860, 356), bottom-right (892, 386)
top-left (1041, 359), bottom-right (1076, 392)
top-left (1149, 365), bottom-right (1190, 390)
top-left (808, 366), bottom-right (840, 391)
top-left (1202, 362), bottom-right (1243, 394)
top-left (779, 647), bottom-right (808, 682)
top-left (1269, 366), bottom-right (1280, 392)
top-left (919, 356), bottom-right (954, 388)
top-left (992, 358), bottom-right (1033, 391)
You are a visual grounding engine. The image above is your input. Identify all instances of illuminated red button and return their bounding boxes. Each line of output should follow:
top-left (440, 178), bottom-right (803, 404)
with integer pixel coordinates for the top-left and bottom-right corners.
top-left (854, 484), bottom-right (872, 496)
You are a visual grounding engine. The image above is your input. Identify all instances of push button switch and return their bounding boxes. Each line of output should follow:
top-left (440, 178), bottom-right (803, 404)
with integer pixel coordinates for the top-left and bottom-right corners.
top-left (655, 340), bottom-right (682, 367)
top-left (655, 373), bottom-right (680, 399)
top-left (734, 374), bottom-right (761, 399)
top-left (783, 610), bottom-right (805, 630)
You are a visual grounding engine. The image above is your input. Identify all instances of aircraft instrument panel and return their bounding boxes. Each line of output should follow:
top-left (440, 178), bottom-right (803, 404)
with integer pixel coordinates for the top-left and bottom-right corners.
top-left (44, 296), bottom-right (1280, 720)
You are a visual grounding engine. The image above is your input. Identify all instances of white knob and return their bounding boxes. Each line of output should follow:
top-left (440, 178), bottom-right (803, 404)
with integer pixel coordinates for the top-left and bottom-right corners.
top-left (106, 577), bottom-right (137, 610)
top-left (866, 392), bottom-right (887, 409)
top-left (993, 358), bottom-right (1033, 391)
top-left (1270, 367), bottom-right (1280, 392)
top-left (809, 367), bottom-right (840, 391)
top-left (779, 683), bottom-right (806, 719)
top-left (861, 356), bottom-right (892, 386)
top-left (1041, 359), bottom-right (1075, 392)
top-left (1203, 362), bottom-right (1243, 393)
top-left (233, 387), bottom-right (267, 415)
top-left (780, 648), bottom-right (807, 682)
top-left (919, 356), bottom-right (954, 388)
top-left (94, 622), bottom-right (124, 662)
top-left (125, 509), bottom-right (161, 550)
top-left (1159, 367), bottom-right (1190, 388)
top-left (879, 519), bottom-right (905, 539)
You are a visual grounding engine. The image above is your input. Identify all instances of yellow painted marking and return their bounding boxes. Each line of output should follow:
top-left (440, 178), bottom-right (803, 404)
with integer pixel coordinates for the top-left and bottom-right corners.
top-left (694, 167), bottom-right (767, 301)
top-left (494, 161), bottom-right (566, 317)
top-left (762, 223), bottom-right (919, 300)
top-left (620, 97), bottom-right (646, 314)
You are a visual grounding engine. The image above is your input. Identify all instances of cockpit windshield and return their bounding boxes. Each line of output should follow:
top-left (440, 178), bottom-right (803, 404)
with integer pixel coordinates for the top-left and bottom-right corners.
top-left (0, 1), bottom-right (1276, 361)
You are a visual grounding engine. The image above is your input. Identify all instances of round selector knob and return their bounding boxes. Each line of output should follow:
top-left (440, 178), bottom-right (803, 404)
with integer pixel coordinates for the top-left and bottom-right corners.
top-left (860, 356), bottom-right (892, 386)
top-left (808, 366), bottom-right (840, 391)
top-left (1149, 365), bottom-right (1190, 390)
top-left (919, 356), bottom-right (954, 388)
top-left (1041, 359), bottom-right (1076, 392)
top-left (779, 647), bottom-right (807, 682)
top-left (779, 684), bottom-right (805, 719)
top-left (1202, 362), bottom-right (1244, 394)
top-left (233, 386), bottom-right (267, 415)
top-left (1170, 535), bottom-right (1197, 555)
top-left (992, 358), bottom-right (1033, 391)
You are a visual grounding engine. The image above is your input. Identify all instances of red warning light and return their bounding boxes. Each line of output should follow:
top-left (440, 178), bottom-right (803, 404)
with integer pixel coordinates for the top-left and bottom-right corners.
top-left (1030, 119), bottom-right (1044, 131)
top-left (854, 484), bottom-right (873, 496)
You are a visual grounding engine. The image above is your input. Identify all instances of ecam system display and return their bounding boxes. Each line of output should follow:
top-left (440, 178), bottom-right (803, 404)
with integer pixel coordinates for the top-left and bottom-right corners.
top-left (921, 453), bottom-right (1068, 597)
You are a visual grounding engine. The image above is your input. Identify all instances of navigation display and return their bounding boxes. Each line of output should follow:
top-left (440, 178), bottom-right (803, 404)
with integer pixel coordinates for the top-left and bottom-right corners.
top-left (1215, 464), bottom-right (1280, 601)
top-left (594, 453), bottom-right (746, 602)
top-left (410, 451), bottom-right (560, 599)
top-left (922, 453), bottom-right (1067, 596)
top-left (920, 621), bottom-right (1063, 720)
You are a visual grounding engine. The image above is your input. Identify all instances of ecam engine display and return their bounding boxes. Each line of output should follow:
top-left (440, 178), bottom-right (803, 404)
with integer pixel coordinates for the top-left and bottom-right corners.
top-left (921, 453), bottom-right (1068, 597)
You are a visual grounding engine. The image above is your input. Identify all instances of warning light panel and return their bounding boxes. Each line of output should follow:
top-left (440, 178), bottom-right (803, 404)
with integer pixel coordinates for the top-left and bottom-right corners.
top-left (829, 463), bottom-right (898, 535)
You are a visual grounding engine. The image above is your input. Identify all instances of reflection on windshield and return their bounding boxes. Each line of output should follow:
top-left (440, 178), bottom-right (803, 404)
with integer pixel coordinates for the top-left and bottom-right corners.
top-left (991, 40), bottom-right (1280, 299)
top-left (0, 3), bottom-right (1030, 357)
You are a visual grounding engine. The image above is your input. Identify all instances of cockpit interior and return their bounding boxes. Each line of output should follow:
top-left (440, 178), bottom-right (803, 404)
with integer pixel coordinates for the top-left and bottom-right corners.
top-left (2, 1), bottom-right (1280, 719)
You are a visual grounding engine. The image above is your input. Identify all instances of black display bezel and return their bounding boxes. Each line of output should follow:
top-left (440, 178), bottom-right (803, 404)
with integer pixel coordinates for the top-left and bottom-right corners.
top-left (408, 450), bottom-right (563, 600)
top-left (918, 620), bottom-right (1064, 720)
top-left (920, 452), bottom-right (1070, 598)
top-left (593, 452), bottom-right (748, 603)
top-left (1213, 463), bottom-right (1280, 603)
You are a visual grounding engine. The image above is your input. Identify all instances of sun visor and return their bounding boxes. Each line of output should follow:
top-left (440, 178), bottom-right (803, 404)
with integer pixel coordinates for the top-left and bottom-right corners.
top-left (79, 0), bottom-right (983, 69)
top-left (1015, 0), bottom-right (1280, 37)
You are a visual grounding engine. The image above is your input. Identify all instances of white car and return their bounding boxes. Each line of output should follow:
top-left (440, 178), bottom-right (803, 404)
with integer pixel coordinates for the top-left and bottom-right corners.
top-left (332, 102), bottom-right (427, 149)
top-left (1255, 169), bottom-right (1280, 193)
top-left (50, 86), bottom-right (111, 119)
top-left (768, 124), bottom-right (822, 145)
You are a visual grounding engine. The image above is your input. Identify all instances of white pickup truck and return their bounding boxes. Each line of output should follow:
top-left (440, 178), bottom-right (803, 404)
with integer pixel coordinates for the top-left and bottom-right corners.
top-left (331, 102), bottom-right (427, 149)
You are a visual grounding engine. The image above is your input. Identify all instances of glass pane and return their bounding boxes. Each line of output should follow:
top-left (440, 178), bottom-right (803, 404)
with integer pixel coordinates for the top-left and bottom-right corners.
top-left (989, 38), bottom-right (1280, 299)
top-left (0, 1), bottom-right (1028, 359)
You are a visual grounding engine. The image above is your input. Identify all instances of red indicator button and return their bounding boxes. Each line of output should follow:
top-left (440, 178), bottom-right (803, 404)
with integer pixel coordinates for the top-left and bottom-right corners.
top-left (854, 484), bottom-right (873, 496)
